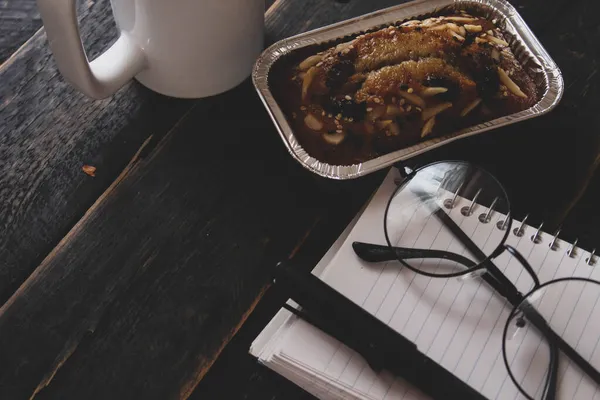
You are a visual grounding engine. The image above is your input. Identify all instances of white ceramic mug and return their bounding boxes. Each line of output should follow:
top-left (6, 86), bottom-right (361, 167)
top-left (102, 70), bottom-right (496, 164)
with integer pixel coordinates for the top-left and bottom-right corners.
top-left (37, 0), bottom-right (265, 99)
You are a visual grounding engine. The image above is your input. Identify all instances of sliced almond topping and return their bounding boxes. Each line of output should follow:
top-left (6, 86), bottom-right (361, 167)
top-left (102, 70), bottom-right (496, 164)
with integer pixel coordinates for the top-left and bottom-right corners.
top-left (421, 87), bottom-right (448, 97)
top-left (428, 23), bottom-right (450, 31)
top-left (398, 90), bottom-right (426, 108)
top-left (375, 120), bottom-right (394, 129)
top-left (491, 48), bottom-right (501, 62)
top-left (375, 120), bottom-right (401, 136)
top-left (450, 31), bottom-right (465, 42)
top-left (460, 98), bottom-right (482, 116)
top-left (304, 113), bottom-right (324, 130)
top-left (421, 117), bottom-right (436, 137)
top-left (375, 119), bottom-right (394, 129)
top-left (444, 16), bottom-right (479, 23)
top-left (302, 67), bottom-right (317, 102)
top-left (386, 105), bottom-right (402, 117)
top-left (334, 41), bottom-right (353, 53)
top-left (421, 102), bottom-right (453, 121)
top-left (401, 20), bottom-right (422, 27)
top-left (487, 36), bottom-right (509, 47)
top-left (299, 54), bottom-right (323, 71)
top-left (464, 24), bottom-right (483, 33)
top-left (497, 68), bottom-right (527, 98)
top-left (421, 17), bottom-right (443, 27)
top-left (446, 23), bottom-right (460, 33)
top-left (368, 105), bottom-right (386, 120)
top-left (323, 131), bottom-right (345, 145)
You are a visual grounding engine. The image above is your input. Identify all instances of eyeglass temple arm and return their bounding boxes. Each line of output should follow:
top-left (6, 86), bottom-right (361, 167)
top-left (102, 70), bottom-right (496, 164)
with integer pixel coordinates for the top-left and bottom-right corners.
top-left (352, 241), bottom-right (477, 267)
top-left (352, 241), bottom-right (509, 299)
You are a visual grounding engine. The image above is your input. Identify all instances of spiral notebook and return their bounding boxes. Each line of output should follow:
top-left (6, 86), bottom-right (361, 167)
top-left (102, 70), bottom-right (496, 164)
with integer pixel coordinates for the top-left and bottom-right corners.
top-left (250, 168), bottom-right (600, 400)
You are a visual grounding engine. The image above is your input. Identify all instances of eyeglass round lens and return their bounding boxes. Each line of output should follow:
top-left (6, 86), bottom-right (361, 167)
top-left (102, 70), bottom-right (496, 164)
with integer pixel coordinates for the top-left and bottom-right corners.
top-left (502, 278), bottom-right (600, 400)
top-left (384, 161), bottom-right (510, 277)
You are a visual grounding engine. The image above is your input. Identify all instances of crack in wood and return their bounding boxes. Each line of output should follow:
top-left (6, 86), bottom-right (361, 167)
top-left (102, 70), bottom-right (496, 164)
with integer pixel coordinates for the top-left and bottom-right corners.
top-left (0, 134), bottom-right (154, 316)
top-left (1, 135), bottom-right (158, 399)
top-left (178, 285), bottom-right (269, 400)
top-left (0, 132), bottom-right (155, 310)
top-left (30, 340), bottom-right (80, 400)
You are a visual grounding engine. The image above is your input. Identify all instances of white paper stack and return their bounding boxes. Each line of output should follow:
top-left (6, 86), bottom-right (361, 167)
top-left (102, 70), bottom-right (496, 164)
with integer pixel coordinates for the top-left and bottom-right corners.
top-left (250, 169), bottom-right (600, 400)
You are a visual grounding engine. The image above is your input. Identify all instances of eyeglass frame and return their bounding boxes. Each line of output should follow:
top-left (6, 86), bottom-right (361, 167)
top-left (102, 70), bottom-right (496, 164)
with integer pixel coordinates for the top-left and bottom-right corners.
top-left (354, 160), bottom-right (600, 400)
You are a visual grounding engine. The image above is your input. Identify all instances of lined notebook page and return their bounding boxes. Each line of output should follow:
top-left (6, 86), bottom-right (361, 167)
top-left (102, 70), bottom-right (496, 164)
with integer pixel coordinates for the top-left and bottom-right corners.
top-left (277, 170), bottom-right (600, 400)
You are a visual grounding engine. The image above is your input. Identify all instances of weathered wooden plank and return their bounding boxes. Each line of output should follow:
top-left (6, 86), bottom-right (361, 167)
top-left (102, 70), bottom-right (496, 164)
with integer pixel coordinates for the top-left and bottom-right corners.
top-left (0, 0), bottom-right (196, 307)
top-left (189, 201), bottom-right (368, 400)
top-left (0, 86), bottom-right (382, 400)
top-left (0, 0), bottom-right (41, 63)
top-left (0, 0), bottom-right (393, 398)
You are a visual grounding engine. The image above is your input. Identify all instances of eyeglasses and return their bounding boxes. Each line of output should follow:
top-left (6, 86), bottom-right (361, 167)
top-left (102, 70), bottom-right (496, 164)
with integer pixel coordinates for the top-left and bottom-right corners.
top-left (353, 160), bottom-right (600, 400)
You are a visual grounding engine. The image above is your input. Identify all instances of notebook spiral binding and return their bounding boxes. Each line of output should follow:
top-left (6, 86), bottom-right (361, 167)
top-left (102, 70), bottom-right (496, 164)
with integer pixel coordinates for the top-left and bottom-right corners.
top-left (440, 185), bottom-right (599, 267)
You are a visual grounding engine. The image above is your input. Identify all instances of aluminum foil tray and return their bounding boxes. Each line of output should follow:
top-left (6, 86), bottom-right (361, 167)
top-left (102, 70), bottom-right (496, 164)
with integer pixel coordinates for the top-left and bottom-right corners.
top-left (253, 0), bottom-right (563, 180)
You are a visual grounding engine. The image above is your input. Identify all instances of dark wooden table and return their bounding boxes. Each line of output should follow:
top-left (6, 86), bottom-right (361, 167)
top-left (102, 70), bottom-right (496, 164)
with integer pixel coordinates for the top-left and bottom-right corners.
top-left (1, 0), bottom-right (599, 399)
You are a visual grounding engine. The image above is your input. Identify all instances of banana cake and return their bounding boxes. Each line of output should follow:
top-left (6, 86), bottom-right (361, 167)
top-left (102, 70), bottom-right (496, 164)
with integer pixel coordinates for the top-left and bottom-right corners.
top-left (269, 11), bottom-right (539, 165)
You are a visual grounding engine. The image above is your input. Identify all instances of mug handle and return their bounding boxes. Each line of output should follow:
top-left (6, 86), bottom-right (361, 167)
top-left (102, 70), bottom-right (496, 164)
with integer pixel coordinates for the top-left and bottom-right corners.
top-left (37, 0), bottom-right (147, 99)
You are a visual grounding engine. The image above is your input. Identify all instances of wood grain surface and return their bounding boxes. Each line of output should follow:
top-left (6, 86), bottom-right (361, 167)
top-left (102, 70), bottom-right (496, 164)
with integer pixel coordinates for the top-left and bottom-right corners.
top-left (0, 0), bottom-right (40, 64)
top-left (0, 0), bottom-right (195, 307)
top-left (0, 0), bottom-right (388, 398)
top-left (0, 0), bottom-right (600, 399)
